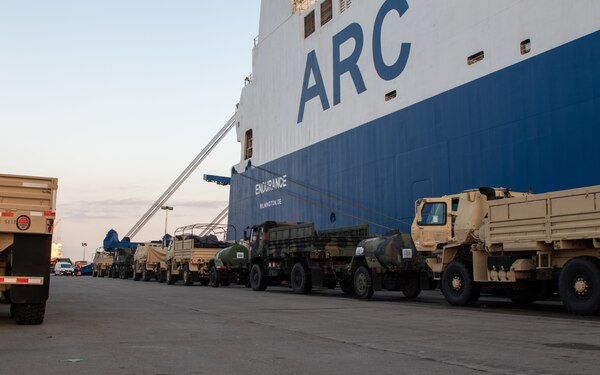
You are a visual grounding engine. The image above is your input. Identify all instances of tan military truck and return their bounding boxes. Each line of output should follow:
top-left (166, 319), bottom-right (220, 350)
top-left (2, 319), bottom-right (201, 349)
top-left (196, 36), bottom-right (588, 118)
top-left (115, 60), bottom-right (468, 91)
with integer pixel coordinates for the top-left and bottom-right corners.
top-left (412, 186), bottom-right (600, 315)
top-left (133, 244), bottom-right (166, 282)
top-left (92, 250), bottom-right (114, 277)
top-left (0, 173), bottom-right (58, 324)
top-left (166, 224), bottom-right (232, 286)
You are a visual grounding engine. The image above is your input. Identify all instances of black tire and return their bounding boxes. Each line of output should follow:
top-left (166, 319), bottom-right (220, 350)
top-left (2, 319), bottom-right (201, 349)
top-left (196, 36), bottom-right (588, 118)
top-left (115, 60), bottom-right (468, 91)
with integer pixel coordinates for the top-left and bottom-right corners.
top-left (290, 262), bottom-right (312, 294)
top-left (559, 257), bottom-right (600, 315)
top-left (209, 266), bottom-right (220, 288)
top-left (13, 303), bottom-right (45, 325)
top-left (401, 273), bottom-right (422, 298)
top-left (142, 267), bottom-right (151, 282)
top-left (340, 279), bottom-right (355, 295)
top-left (250, 263), bottom-right (267, 291)
top-left (441, 260), bottom-right (481, 306)
top-left (220, 278), bottom-right (230, 287)
top-left (183, 264), bottom-right (193, 286)
top-left (353, 266), bottom-right (374, 299)
top-left (507, 282), bottom-right (540, 305)
top-left (166, 267), bottom-right (176, 285)
top-left (159, 270), bottom-right (167, 283)
top-left (108, 267), bottom-right (113, 278)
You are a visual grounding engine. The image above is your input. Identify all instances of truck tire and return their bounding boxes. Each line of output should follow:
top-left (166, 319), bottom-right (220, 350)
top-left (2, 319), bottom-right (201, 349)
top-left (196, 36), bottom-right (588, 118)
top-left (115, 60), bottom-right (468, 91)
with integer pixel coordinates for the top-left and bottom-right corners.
top-left (401, 273), bottom-right (422, 298)
top-left (183, 265), bottom-right (194, 286)
top-left (353, 266), bottom-right (374, 299)
top-left (559, 257), bottom-right (600, 315)
top-left (209, 266), bottom-right (220, 288)
top-left (133, 262), bottom-right (140, 281)
top-left (250, 264), bottom-right (267, 291)
top-left (142, 267), bottom-right (151, 282)
top-left (291, 262), bottom-right (312, 294)
top-left (159, 270), bottom-right (167, 283)
top-left (13, 303), bottom-right (45, 325)
top-left (340, 279), bottom-right (355, 294)
top-left (441, 260), bottom-right (480, 306)
top-left (220, 278), bottom-right (230, 287)
top-left (166, 267), bottom-right (176, 285)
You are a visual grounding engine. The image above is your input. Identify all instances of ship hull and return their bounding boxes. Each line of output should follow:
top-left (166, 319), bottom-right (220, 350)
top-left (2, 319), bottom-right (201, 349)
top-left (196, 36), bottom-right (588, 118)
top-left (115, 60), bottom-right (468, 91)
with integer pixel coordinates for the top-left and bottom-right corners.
top-left (228, 29), bottom-right (600, 236)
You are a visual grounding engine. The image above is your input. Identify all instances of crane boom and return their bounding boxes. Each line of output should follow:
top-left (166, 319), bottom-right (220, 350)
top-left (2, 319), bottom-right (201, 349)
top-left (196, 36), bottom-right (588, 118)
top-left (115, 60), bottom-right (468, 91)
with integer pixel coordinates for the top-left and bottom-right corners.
top-left (125, 113), bottom-right (236, 239)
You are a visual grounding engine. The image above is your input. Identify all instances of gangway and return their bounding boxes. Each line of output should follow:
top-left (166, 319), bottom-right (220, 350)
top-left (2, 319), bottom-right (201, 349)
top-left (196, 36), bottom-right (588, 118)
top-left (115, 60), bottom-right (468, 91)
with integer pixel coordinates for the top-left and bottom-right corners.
top-left (125, 114), bottom-right (236, 239)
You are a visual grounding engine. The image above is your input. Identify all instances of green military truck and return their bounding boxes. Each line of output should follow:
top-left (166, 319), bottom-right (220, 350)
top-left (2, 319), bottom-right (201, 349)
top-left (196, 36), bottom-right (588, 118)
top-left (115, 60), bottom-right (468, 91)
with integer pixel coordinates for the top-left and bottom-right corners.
top-left (248, 221), bottom-right (432, 299)
top-left (0, 173), bottom-right (58, 325)
top-left (209, 244), bottom-right (249, 287)
top-left (110, 247), bottom-right (135, 279)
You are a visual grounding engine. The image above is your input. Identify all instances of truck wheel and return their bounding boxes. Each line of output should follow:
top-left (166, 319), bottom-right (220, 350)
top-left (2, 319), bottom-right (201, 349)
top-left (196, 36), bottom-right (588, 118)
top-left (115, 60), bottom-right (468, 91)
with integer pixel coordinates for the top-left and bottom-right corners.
top-left (221, 278), bottom-right (230, 287)
top-left (13, 303), bottom-right (46, 325)
top-left (441, 260), bottom-right (480, 306)
top-left (401, 273), bottom-right (422, 298)
top-left (209, 266), bottom-right (220, 288)
top-left (507, 282), bottom-right (540, 305)
top-left (166, 267), bottom-right (176, 285)
top-left (559, 257), bottom-right (600, 315)
top-left (353, 266), bottom-right (374, 299)
top-left (291, 262), bottom-right (312, 294)
top-left (340, 279), bottom-right (355, 295)
top-left (142, 267), bottom-right (151, 282)
top-left (159, 270), bottom-right (167, 283)
top-left (183, 265), bottom-right (193, 286)
top-left (250, 264), bottom-right (267, 291)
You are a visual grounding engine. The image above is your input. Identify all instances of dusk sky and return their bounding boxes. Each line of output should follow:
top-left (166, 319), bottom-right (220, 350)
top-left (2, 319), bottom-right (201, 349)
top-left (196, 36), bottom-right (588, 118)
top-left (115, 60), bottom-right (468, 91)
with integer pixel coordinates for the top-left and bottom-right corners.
top-left (1, 1), bottom-right (261, 261)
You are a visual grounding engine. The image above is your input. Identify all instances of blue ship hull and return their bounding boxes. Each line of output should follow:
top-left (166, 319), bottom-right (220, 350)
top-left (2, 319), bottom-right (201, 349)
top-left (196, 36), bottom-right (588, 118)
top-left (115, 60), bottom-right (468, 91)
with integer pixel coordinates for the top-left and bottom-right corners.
top-left (228, 29), bottom-right (600, 236)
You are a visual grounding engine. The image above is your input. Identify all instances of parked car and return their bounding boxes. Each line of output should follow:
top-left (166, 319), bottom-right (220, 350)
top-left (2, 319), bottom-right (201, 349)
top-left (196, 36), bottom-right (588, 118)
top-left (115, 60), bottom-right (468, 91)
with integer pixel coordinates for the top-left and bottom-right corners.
top-left (54, 262), bottom-right (75, 276)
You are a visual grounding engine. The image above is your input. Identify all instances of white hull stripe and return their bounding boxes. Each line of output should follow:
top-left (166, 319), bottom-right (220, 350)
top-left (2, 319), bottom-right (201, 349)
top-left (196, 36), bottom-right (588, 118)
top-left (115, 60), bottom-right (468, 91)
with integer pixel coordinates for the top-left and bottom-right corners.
top-left (0, 277), bottom-right (44, 285)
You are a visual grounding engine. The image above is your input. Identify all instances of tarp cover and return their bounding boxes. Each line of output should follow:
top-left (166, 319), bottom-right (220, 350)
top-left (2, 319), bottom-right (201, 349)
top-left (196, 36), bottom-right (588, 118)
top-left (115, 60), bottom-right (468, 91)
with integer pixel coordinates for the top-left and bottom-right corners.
top-left (134, 246), bottom-right (167, 263)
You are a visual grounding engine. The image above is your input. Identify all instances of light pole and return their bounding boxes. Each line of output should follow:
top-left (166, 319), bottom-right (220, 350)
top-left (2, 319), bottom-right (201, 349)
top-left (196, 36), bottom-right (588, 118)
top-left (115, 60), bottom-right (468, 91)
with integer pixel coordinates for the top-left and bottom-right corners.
top-left (161, 206), bottom-right (173, 248)
top-left (81, 242), bottom-right (87, 262)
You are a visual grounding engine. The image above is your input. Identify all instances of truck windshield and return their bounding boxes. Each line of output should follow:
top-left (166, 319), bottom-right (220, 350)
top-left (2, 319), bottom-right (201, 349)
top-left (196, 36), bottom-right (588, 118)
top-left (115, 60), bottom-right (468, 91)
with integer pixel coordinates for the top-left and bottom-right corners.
top-left (60, 264), bottom-right (72, 268)
top-left (420, 202), bottom-right (447, 225)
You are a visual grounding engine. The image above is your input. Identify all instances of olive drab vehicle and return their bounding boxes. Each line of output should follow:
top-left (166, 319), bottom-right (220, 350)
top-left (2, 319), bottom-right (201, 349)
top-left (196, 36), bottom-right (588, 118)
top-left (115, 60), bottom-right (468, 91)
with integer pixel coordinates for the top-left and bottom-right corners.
top-left (110, 247), bottom-right (135, 279)
top-left (0, 173), bottom-right (58, 325)
top-left (412, 185), bottom-right (600, 315)
top-left (166, 224), bottom-right (234, 286)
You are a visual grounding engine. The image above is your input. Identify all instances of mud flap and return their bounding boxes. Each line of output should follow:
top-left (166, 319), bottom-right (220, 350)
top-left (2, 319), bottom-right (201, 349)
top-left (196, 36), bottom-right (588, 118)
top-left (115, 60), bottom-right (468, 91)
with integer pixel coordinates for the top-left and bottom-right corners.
top-left (9, 234), bottom-right (51, 304)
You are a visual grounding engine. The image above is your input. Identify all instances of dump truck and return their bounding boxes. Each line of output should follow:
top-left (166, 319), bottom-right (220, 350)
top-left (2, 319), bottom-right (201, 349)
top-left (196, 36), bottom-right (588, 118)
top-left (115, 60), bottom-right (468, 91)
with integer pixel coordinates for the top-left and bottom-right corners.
top-left (166, 224), bottom-right (233, 286)
top-left (209, 243), bottom-right (249, 287)
top-left (248, 222), bottom-right (432, 298)
top-left (133, 244), bottom-right (167, 282)
top-left (0, 173), bottom-right (58, 324)
top-left (92, 250), bottom-right (113, 277)
top-left (412, 186), bottom-right (600, 315)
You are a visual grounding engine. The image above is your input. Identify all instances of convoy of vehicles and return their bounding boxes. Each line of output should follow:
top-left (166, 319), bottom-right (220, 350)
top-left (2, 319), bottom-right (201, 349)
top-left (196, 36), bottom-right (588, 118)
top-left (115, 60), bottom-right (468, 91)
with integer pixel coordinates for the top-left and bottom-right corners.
top-left (0, 173), bottom-right (58, 325)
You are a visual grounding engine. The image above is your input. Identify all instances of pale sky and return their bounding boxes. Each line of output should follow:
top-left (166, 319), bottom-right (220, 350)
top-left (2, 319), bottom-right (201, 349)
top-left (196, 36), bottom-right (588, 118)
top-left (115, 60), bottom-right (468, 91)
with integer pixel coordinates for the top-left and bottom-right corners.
top-left (0, 1), bottom-right (261, 261)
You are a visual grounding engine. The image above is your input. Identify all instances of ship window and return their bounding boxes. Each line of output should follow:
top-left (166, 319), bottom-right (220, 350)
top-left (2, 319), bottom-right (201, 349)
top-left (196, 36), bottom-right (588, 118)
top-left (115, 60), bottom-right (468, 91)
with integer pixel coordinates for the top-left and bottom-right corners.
top-left (321, 0), bottom-right (333, 26)
top-left (339, 0), bottom-right (352, 13)
top-left (520, 39), bottom-right (531, 55)
top-left (467, 51), bottom-right (485, 65)
top-left (419, 202), bottom-right (447, 226)
top-left (304, 10), bottom-right (316, 38)
top-left (244, 129), bottom-right (253, 160)
top-left (385, 90), bottom-right (397, 101)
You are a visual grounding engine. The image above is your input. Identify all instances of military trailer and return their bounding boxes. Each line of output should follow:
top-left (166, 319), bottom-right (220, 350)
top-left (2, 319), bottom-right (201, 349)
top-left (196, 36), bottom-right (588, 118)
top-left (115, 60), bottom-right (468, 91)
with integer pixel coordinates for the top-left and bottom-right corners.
top-left (209, 243), bottom-right (249, 287)
top-left (133, 245), bottom-right (166, 282)
top-left (412, 185), bottom-right (600, 315)
top-left (166, 224), bottom-right (233, 286)
top-left (92, 250), bottom-right (113, 277)
top-left (0, 173), bottom-right (58, 325)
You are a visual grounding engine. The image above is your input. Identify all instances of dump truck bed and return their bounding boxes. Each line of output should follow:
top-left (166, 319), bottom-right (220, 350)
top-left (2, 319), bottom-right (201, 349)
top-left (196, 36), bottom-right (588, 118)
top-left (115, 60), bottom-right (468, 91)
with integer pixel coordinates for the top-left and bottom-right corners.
top-left (486, 185), bottom-right (600, 250)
